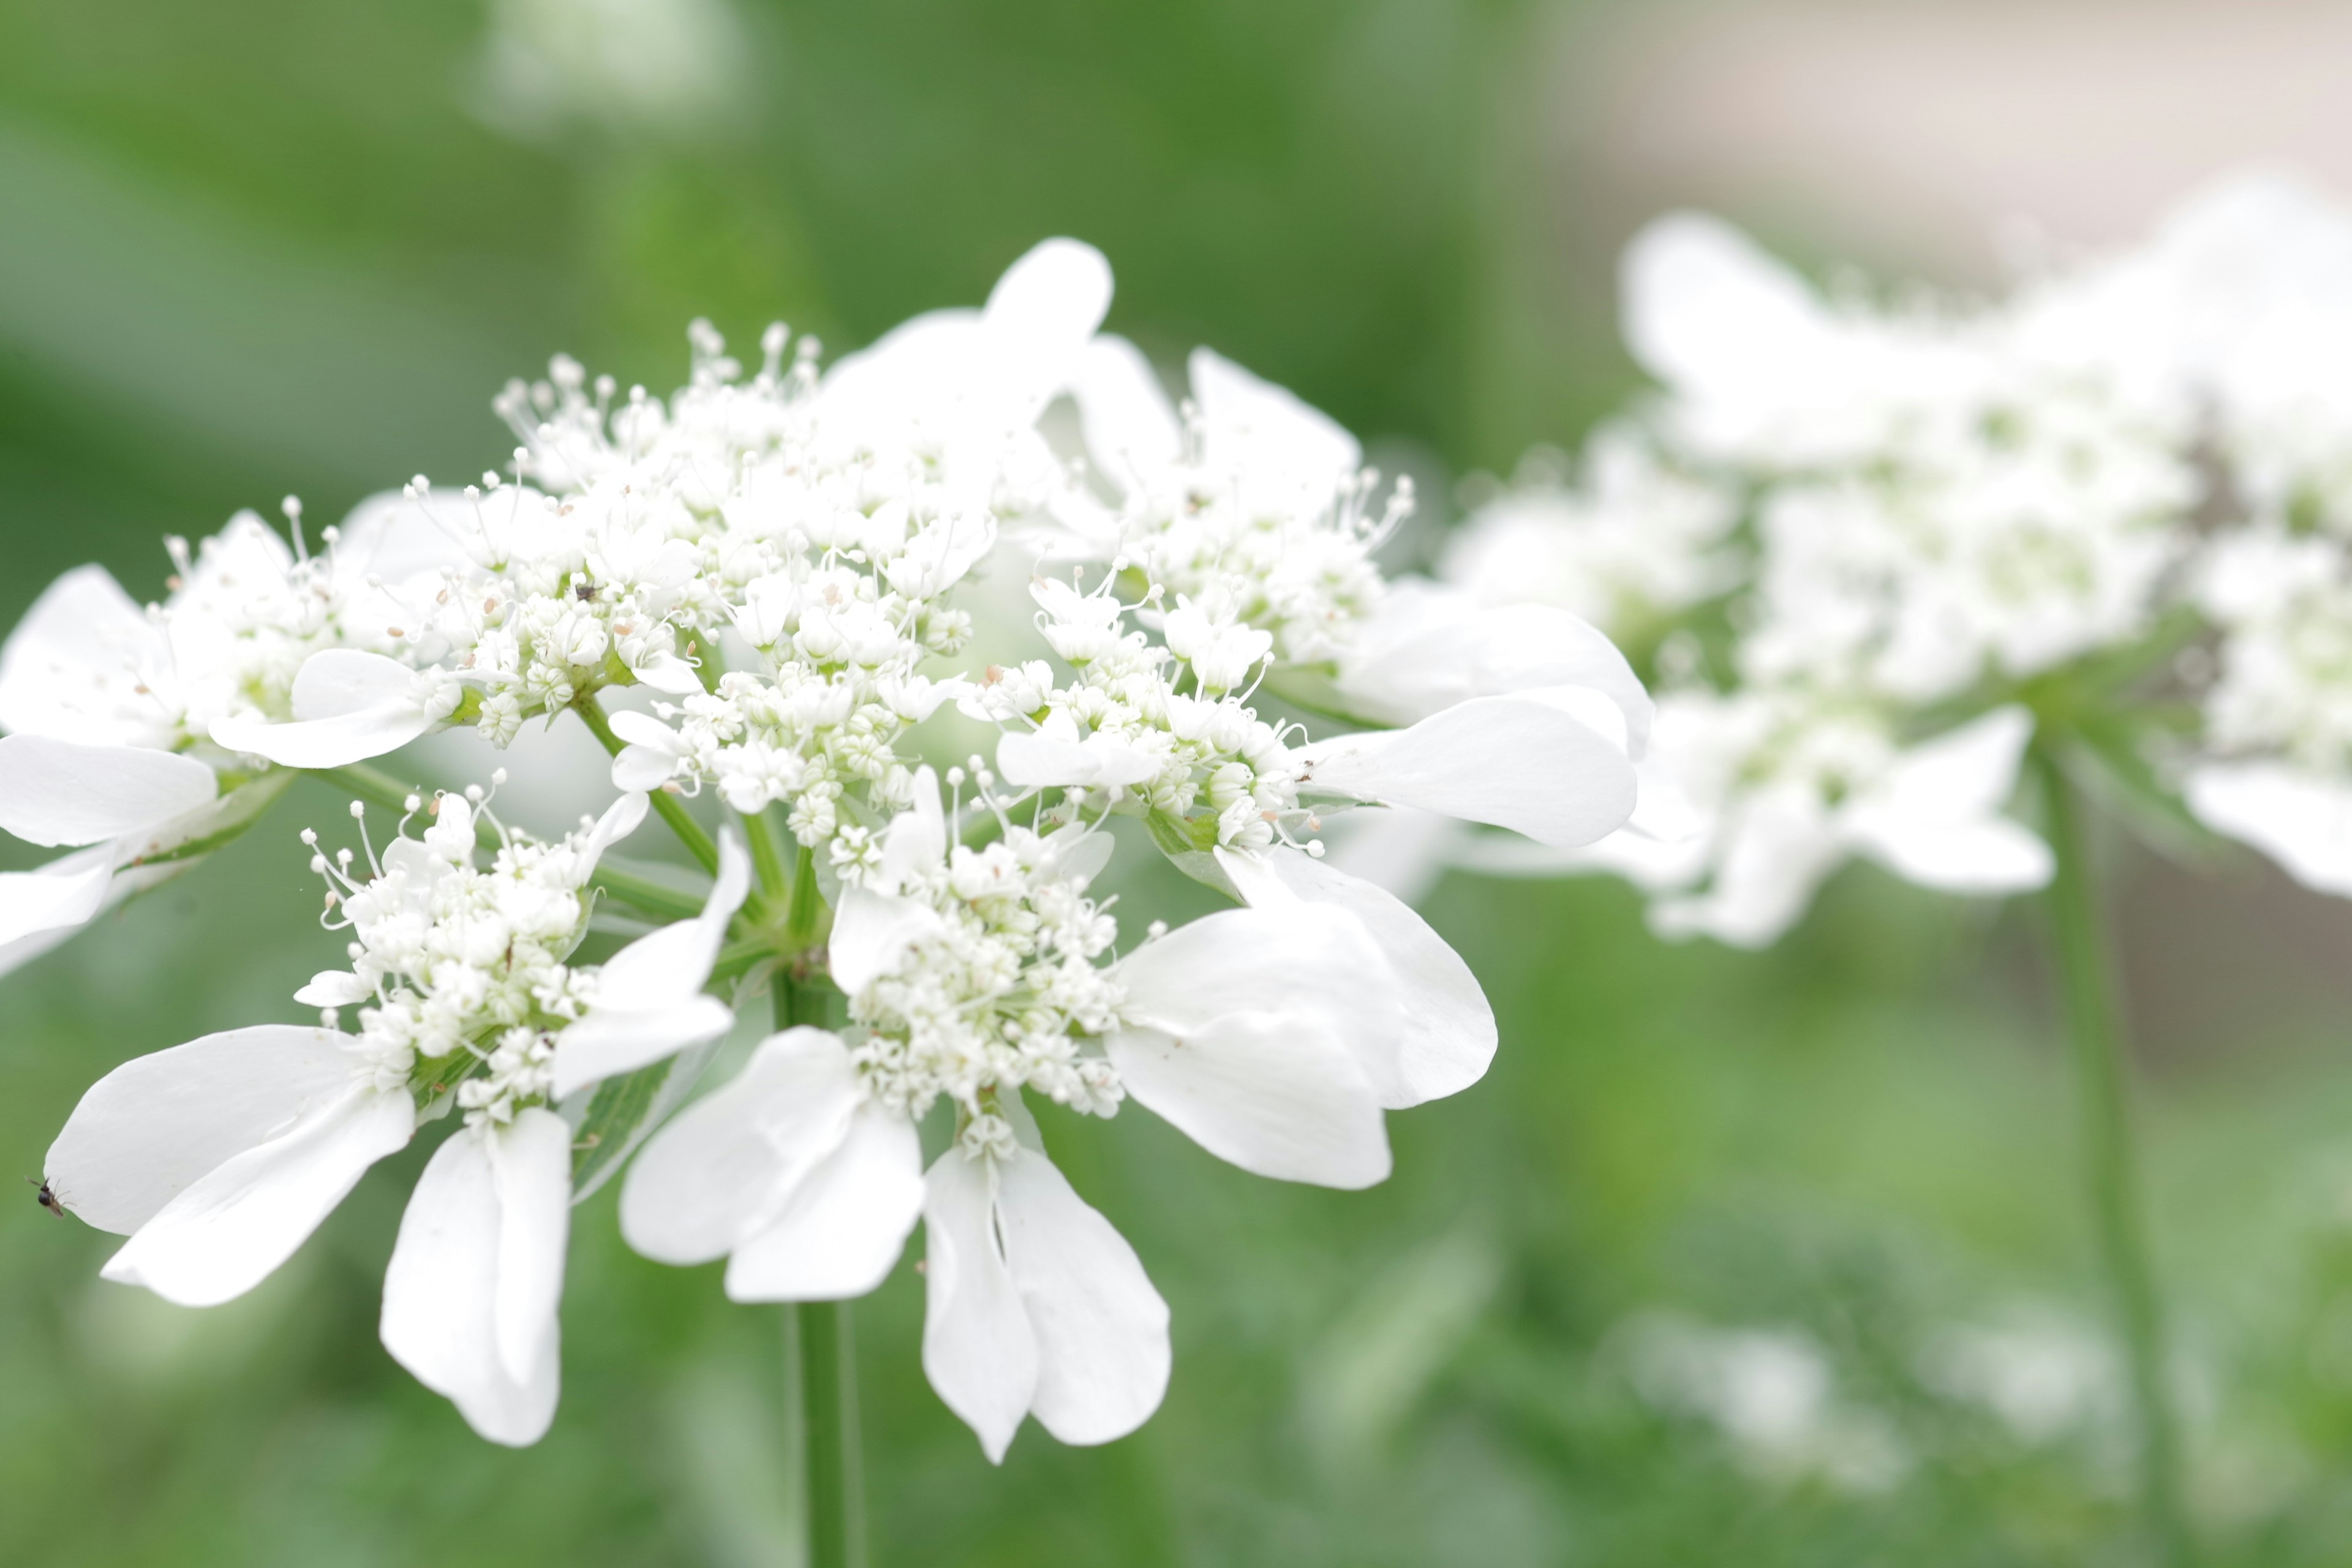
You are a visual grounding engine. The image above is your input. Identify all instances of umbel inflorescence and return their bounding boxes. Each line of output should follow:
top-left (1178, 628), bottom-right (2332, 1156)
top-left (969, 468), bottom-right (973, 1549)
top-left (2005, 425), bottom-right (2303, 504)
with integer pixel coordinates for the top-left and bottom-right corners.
top-left (1380, 172), bottom-right (2352, 941)
top-left (4, 241), bottom-right (1648, 1455)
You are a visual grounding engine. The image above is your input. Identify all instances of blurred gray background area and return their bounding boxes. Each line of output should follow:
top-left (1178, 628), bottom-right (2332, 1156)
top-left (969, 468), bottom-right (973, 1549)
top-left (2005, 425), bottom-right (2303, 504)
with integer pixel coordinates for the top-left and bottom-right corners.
top-left (6, 3), bottom-right (2352, 1564)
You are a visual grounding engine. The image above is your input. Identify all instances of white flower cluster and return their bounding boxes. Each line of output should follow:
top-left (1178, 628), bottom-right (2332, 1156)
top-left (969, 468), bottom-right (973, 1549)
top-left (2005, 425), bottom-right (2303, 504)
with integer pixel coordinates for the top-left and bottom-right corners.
top-left (294, 785), bottom-right (635, 1122)
top-left (835, 770), bottom-right (1125, 1123)
top-left (16, 238), bottom-right (1650, 1461)
top-left (1412, 170), bottom-right (2352, 940)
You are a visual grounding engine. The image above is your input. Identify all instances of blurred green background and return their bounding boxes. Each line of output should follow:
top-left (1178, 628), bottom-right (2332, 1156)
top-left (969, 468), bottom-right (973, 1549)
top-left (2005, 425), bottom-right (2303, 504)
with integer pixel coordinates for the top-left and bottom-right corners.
top-left (7, 1), bottom-right (2352, 1564)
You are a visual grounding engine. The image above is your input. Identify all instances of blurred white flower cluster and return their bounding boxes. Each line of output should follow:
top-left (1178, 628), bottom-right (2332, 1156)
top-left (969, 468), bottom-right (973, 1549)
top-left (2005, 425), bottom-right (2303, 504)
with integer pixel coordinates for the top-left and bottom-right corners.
top-left (1412, 172), bottom-right (2352, 940)
top-left (10, 241), bottom-right (1651, 1457)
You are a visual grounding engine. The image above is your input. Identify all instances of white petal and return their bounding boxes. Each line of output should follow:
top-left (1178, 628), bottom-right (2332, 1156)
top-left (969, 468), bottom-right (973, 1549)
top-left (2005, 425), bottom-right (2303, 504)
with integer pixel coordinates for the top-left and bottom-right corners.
top-left (1853, 815), bottom-right (2054, 894)
top-left (0, 845), bottom-right (118, 950)
top-left (995, 1146), bottom-right (1170, 1447)
top-left (209, 651), bottom-right (431, 767)
top-left (293, 971), bottom-right (375, 1008)
top-left (380, 1114), bottom-right (568, 1448)
top-left (631, 650), bottom-right (707, 695)
top-left (1652, 787), bottom-right (1845, 948)
top-left (47, 1025), bottom-right (375, 1234)
top-left (100, 1085), bottom-right (412, 1306)
top-left (982, 238), bottom-right (1116, 421)
top-left (921, 1152), bottom-right (1039, 1464)
top-left (554, 833), bottom-right (748, 1096)
top-left (0, 565), bottom-right (167, 745)
top-left (826, 886), bottom-right (944, 997)
top-left (1621, 211), bottom-right (1834, 415)
top-left (579, 791), bottom-right (650, 868)
top-left (0, 737), bottom-right (217, 848)
top-left (619, 1028), bottom-right (862, 1265)
top-left (611, 746), bottom-right (676, 791)
top-left (1869, 707), bottom-right (2037, 821)
top-left (725, 1103), bottom-right (924, 1302)
top-left (881, 766), bottom-right (947, 888)
top-left (2186, 761), bottom-right (2352, 897)
top-left (1188, 346), bottom-right (1361, 488)
top-left (549, 996), bottom-right (734, 1102)
top-left (1107, 1014), bottom-right (1391, 1188)
top-left (1223, 848), bottom-right (1497, 1107)
top-left (489, 1110), bottom-right (573, 1387)
top-left (995, 726), bottom-right (1158, 789)
top-left (1335, 586), bottom-right (1654, 751)
top-left (1070, 334), bottom-right (1182, 487)
top-left (1115, 903), bottom-right (1403, 1089)
top-left (1299, 687), bottom-right (1638, 849)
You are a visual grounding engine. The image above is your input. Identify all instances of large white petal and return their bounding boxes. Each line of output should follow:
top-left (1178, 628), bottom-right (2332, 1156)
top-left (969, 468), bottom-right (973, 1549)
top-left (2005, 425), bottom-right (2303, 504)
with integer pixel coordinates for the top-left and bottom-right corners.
top-left (2186, 761), bottom-right (2352, 897)
top-left (983, 238), bottom-right (1117, 424)
top-left (0, 565), bottom-right (167, 745)
top-left (995, 1145), bottom-right (1170, 1447)
top-left (1070, 334), bottom-right (1182, 488)
top-left (1187, 346), bottom-right (1360, 492)
top-left (1115, 903), bottom-right (1404, 1098)
top-left (489, 1110), bottom-right (573, 1388)
top-left (725, 1103), bottom-right (925, 1302)
top-left (921, 1151), bottom-right (1039, 1464)
top-left (549, 997), bottom-right (735, 1102)
top-left (1334, 584), bottom-right (1654, 752)
top-left (380, 1115), bottom-right (566, 1447)
top-left (1852, 814), bottom-right (2054, 894)
top-left (826, 886), bottom-right (944, 997)
top-left (0, 736), bottom-right (218, 848)
top-left (1107, 1013), bottom-right (1391, 1189)
top-left (619, 1028), bottom-right (862, 1266)
top-left (1299, 687), bottom-right (1638, 849)
top-left (209, 651), bottom-right (432, 767)
top-left (47, 1025), bottom-right (374, 1234)
top-left (99, 1085), bottom-right (412, 1307)
top-left (0, 845), bottom-right (118, 951)
top-left (1221, 848), bottom-right (1497, 1107)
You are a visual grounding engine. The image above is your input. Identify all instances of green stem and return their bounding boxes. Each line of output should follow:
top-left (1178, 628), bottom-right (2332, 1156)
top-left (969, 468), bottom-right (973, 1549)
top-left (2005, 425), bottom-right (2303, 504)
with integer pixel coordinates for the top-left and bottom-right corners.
top-left (586, 865), bottom-right (710, 924)
top-left (2035, 745), bottom-right (2192, 1564)
top-left (316, 763), bottom-right (437, 823)
top-left (799, 1300), bottom-right (867, 1568)
top-left (571, 697), bottom-right (720, 874)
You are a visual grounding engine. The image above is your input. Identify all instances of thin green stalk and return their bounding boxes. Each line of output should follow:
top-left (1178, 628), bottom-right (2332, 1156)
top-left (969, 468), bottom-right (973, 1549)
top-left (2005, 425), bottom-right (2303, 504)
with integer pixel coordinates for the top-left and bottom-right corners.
top-left (799, 1300), bottom-right (867, 1568)
top-left (2036, 745), bottom-right (2192, 1564)
top-left (571, 697), bottom-right (720, 873)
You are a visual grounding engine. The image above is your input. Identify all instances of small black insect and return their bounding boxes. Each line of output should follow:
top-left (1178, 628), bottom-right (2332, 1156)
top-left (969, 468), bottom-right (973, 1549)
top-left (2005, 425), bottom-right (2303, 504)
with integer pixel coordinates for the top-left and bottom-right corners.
top-left (573, 578), bottom-right (599, 603)
top-left (25, 1175), bottom-right (64, 1220)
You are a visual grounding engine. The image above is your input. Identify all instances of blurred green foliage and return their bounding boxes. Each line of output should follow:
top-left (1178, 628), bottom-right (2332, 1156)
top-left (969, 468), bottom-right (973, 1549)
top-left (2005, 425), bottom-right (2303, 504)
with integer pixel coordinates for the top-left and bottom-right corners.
top-left (5, 2), bottom-right (2352, 1564)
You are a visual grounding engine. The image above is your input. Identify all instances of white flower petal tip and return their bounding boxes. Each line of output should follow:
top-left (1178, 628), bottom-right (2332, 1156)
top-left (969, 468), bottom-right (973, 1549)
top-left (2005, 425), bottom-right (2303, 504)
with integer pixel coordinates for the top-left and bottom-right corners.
top-left (1845, 707), bottom-right (2052, 895)
top-left (2187, 762), bottom-right (2352, 897)
top-left (921, 1144), bottom-right (1169, 1463)
top-left (547, 830), bottom-right (751, 1101)
top-left (381, 1110), bottom-right (571, 1447)
top-left (996, 718), bottom-right (1158, 790)
top-left (0, 736), bottom-right (218, 848)
top-left (1215, 848), bottom-right (1496, 1107)
top-left (620, 1028), bottom-right (923, 1301)
top-left (209, 650), bottom-right (442, 768)
top-left (1299, 687), bottom-right (1640, 850)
